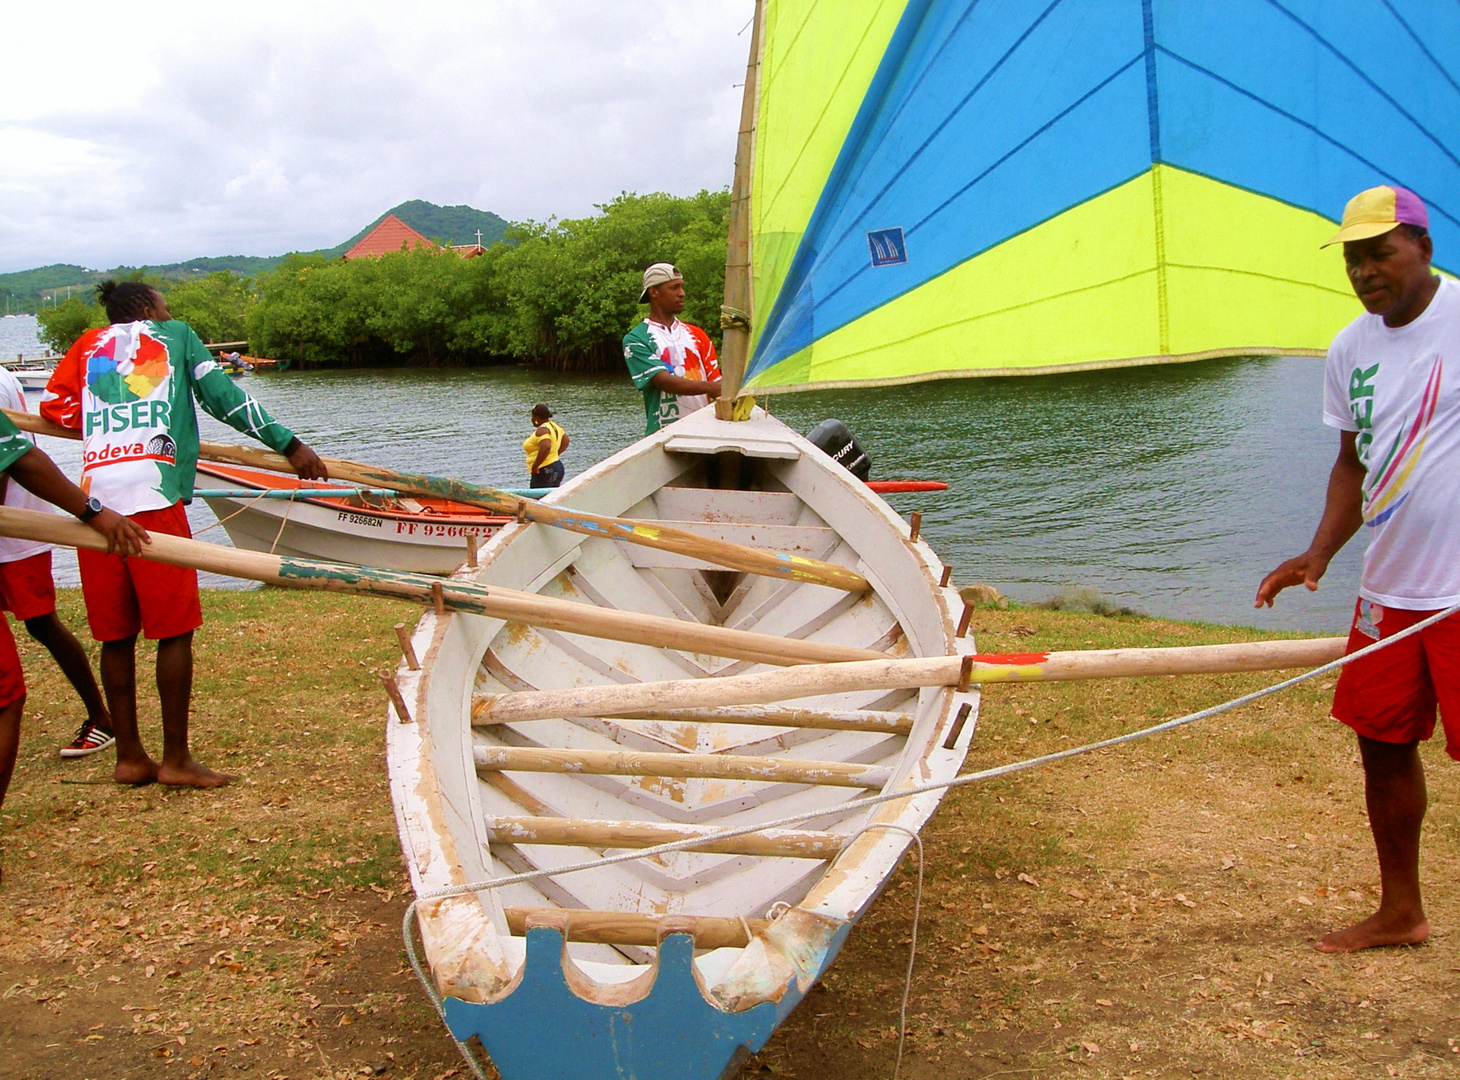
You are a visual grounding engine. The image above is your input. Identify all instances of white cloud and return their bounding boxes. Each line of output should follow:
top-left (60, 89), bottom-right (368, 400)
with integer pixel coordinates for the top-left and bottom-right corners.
top-left (0, 0), bottom-right (754, 271)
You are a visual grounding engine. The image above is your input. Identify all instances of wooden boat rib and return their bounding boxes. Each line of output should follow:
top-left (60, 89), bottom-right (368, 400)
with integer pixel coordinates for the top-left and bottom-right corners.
top-left (388, 405), bottom-right (978, 1079)
top-left (195, 462), bottom-right (509, 574)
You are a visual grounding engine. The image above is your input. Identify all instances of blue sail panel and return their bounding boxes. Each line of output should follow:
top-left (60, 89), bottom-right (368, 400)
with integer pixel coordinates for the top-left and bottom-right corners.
top-left (1153, 0), bottom-right (1459, 251)
top-left (750, 0), bottom-right (1153, 381)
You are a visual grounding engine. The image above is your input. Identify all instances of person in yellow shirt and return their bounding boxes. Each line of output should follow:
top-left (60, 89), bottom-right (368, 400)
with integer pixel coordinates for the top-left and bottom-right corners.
top-left (523, 404), bottom-right (569, 488)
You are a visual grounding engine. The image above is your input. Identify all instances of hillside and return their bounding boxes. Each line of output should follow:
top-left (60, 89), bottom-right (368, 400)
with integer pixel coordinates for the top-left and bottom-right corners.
top-left (326, 200), bottom-right (510, 256)
top-left (0, 200), bottom-right (511, 310)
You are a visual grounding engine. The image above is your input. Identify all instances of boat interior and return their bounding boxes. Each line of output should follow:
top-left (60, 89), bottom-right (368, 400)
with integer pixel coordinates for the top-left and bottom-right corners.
top-left (401, 411), bottom-right (977, 994)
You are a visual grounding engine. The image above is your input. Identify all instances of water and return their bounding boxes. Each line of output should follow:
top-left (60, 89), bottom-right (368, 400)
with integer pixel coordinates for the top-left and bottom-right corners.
top-left (0, 314), bottom-right (48, 362)
top-left (1, 312), bottom-right (1362, 632)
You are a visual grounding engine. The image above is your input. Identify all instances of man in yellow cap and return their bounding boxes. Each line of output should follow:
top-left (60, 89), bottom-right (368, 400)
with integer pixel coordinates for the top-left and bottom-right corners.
top-left (622, 263), bottom-right (721, 435)
top-left (1257, 184), bottom-right (1456, 953)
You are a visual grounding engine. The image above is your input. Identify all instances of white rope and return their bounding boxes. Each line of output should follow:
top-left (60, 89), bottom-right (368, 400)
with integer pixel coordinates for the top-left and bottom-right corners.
top-left (266, 488), bottom-right (298, 555)
top-left (401, 902), bottom-right (493, 1080)
top-left (192, 485), bottom-right (273, 538)
top-left (400, 600), bottom-right (1460, 1078)
top-left (848, 824), bottom-right (922, 1080)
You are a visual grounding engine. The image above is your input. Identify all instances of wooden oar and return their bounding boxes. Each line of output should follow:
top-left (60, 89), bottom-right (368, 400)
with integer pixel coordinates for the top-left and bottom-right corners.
top-left (472, 745), bottom-right (892, 789)
top-left (471, 701), bottom-right (915, 734)
top-left (484, 815), bottom-right (844, 859)
top-left (472, 637), bottom-right (1347, 725)
top-left (0, 507), bottom-right (880, 668)
top-left (2, 409), bottom-right (869, 593)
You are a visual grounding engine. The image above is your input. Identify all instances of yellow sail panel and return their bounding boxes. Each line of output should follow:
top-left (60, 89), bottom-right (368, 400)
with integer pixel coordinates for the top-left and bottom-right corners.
top-left (752, 0), bottom-right (908, 352)
top-left (746, 168), bottom-right (1365, 392)
top-left (748, 171), bottom-right (1163, 390)
top-left (1157, 167), bottom-right (1358, 357)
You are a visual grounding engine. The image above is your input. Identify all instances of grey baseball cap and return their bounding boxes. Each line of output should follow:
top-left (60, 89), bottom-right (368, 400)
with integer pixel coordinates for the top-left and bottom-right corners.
top-left (639, 262), bottom-right (683, 303)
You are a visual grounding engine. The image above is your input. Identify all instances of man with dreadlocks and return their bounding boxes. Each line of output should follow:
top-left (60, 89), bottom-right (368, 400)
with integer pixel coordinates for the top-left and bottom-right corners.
top-left (41, 281), bottom-right (326, 788)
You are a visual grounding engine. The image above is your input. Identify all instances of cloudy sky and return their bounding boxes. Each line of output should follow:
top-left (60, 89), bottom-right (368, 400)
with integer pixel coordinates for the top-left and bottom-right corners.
top-left (0, 0), bottom-right (755, 273)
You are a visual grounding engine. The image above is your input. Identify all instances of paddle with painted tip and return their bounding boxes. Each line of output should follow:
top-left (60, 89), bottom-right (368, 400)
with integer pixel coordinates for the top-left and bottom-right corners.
top-left (0, 506), bottom-right (881, 669)
top-left (469, 637), bottom-right (1348, 726)
top-left (2, 409), bottom-right (869, 593)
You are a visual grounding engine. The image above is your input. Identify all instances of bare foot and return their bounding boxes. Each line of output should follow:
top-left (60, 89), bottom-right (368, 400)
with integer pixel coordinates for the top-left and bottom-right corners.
top-left (114, 757), bottom-right (159, 786)
top-left (156, 759), bottom-right (236, 788)
top-left (1315, 910), bottom-right (1429, 953)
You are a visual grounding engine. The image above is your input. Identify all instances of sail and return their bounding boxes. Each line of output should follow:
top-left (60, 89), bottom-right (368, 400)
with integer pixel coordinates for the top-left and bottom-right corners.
top-left (743, 0), bottom-right (1459, 392)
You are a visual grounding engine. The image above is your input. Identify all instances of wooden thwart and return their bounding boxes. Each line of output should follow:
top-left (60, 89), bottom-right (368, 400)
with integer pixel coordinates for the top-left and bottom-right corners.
top-left (474, 637), bottom-right (1347, 726)
top-left (1, 409), bottom-right (869, 593)
top-left (472, 745), bottom-right (892, 789)
top-left (469, 699), bottom-right (914, 734)
top-left (485, 815), bottom-right (844, 859)
top-left (0, 508), bottom-right (883, 669)
top-left (507, 907), bottom-right (770, 949)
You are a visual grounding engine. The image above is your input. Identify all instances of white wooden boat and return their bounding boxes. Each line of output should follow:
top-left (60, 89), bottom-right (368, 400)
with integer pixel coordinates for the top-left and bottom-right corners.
top-left (388, 404), bottom-right (978, 1079)
top-left (12, 367), bottom-right (52, 392)
top-left (195, 462), bottom-right (509, 575)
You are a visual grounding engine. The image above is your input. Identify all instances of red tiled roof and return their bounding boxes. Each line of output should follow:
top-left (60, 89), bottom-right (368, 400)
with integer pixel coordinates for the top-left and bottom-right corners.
top-left (343, 214), bottom-right (437, 259)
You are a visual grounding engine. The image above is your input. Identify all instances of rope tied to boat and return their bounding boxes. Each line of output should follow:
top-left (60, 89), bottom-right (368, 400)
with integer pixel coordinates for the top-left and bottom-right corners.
top-left (720, 305), bottom-right (751, 332)
top-left (402, 600), bottom-right (1460, 1079)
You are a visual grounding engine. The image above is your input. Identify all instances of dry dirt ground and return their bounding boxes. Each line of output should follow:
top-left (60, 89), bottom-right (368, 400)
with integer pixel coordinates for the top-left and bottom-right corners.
top-left (2, 591), bottom-right (1459, 1079)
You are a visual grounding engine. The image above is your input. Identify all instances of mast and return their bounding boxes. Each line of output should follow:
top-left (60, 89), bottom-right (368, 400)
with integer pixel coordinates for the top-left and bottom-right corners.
top-left (714, 0), bottom-right (764, 419)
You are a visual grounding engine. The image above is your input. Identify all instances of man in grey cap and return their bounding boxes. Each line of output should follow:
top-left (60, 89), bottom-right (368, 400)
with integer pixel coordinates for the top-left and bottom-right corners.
top-left (622, 262), bottom-right (721, 435)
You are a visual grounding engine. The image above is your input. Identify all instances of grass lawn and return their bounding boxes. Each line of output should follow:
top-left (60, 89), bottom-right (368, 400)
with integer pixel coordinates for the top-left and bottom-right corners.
top-left (2, 590), bottom-right (1458, 1079)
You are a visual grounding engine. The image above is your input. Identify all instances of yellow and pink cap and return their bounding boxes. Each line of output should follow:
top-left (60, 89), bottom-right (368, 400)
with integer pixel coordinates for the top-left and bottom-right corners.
top-left (1324, 185), bottom-right (1429, 246)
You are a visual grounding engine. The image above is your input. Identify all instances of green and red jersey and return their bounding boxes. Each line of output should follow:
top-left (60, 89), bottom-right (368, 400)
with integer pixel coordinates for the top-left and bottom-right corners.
top-left (0, 411), bottom-right (33, 475)
top-left (42, 320), bottom-right (298, 516)
top-left (622, 318), bottom-right (720, 435)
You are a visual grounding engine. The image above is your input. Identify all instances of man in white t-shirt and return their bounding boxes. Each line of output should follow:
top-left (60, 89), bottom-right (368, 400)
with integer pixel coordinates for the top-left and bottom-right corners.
top-left (1256, 184), bottom-right (1458, 953)
top-left (0, 368), bottom-right (114, 757)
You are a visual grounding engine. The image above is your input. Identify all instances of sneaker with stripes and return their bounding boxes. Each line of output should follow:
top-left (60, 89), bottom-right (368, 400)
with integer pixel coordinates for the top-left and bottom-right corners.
top-left (59, 723), bottom-right (116, 759)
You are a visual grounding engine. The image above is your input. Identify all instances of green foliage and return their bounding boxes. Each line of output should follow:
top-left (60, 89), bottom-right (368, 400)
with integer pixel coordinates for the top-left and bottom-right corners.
top-left (486, 190), bottom-right (730, 370)
top-left (163, 271), bottom-right (254, 343)
top-left (36, 297), bottom-right (105, 353)
top-left (248, 190), bottom-right (729, 370)
top-left (12, 194), bottom-right (729, 369)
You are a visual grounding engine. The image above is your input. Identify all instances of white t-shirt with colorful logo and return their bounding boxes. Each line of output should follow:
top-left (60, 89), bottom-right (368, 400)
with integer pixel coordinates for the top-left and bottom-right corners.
top-left (43, 320), bottom-right (298, 516)
top-left (1323, 275), bottom-right (1460, 609)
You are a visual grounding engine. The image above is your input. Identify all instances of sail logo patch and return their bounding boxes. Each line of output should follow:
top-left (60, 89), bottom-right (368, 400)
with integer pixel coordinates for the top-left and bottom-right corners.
top-left (866, 228), bottom-right (907, 267)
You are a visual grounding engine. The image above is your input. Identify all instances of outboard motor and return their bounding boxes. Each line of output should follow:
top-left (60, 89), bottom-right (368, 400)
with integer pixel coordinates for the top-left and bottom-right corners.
top-left (806, 418), bottom-right (871, 481)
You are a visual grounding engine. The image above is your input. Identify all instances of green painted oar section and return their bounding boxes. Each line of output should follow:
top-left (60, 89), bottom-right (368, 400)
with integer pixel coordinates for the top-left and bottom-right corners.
top-left (3, 409), bottom-right (868, 593)
top-left (0, 507), bottom-right (881, 668)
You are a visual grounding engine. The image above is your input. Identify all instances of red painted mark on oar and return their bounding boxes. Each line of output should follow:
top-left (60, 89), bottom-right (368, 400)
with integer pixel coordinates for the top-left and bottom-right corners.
top-left (970, 653), bottom-right (1051, 666)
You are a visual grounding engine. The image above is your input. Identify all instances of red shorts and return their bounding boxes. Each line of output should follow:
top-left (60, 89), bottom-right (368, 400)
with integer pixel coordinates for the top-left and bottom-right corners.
top-left (78, 503), bottom-right (202, 642)
top-left (0, 550), bottom-right (56, 621)
top-left (1332, 599), bottom-right (1460, 759)
top-left (0, 616), bottom-right (23, 709)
